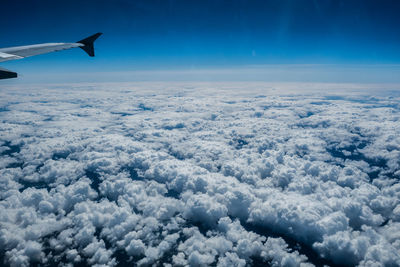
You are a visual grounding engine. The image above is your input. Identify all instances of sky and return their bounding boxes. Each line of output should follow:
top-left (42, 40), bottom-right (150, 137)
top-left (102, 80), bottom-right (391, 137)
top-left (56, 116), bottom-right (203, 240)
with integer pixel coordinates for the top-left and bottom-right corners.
top-left (1, 0), bottom-right (400, 83)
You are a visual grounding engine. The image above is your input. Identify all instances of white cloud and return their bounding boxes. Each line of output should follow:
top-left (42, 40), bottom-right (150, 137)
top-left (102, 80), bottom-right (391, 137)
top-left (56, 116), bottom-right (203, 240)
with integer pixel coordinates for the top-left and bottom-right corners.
top-left (0, 82), bottom-right (399, 266)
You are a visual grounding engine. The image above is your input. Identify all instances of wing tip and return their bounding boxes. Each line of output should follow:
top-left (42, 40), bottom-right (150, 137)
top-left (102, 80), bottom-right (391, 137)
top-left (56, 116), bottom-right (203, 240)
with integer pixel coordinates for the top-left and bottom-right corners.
top-left (77, 33), bottom-right (103, 57)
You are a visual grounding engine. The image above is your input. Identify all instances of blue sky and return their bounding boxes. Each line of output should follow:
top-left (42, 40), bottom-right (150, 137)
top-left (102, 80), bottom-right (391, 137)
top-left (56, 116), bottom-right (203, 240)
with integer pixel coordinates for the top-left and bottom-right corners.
top-left (2, 0), bottom-right (400, 83)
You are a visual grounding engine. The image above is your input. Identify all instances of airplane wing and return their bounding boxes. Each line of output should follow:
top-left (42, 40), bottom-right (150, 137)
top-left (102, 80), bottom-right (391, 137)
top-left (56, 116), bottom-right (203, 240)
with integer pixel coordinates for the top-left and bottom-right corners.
top-left (0, 51), bottom-right (23, 62)
top-left (0, 33), bottom-right (102, 79)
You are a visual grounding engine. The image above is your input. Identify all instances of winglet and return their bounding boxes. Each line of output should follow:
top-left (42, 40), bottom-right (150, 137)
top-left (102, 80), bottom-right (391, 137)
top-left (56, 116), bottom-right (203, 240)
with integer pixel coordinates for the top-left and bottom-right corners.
top-left (77, 33), bottom-right (102, 57)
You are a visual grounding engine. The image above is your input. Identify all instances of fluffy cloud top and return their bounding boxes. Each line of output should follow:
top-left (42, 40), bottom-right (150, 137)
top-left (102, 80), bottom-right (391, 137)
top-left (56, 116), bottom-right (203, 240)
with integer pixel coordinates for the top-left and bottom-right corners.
top-left (0, 82), bottom-right (399, 266)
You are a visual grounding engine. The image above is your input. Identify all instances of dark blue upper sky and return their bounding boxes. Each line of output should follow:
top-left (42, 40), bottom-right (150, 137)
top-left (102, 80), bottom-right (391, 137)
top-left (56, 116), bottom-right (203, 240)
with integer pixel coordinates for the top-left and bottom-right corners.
top-left (2, 0), bottom-right (400, 82)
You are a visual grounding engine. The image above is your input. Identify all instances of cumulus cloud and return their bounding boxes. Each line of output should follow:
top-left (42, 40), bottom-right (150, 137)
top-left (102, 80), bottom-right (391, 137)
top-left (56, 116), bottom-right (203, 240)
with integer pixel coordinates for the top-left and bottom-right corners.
top-left (0, 82), bottom-right (399, 266)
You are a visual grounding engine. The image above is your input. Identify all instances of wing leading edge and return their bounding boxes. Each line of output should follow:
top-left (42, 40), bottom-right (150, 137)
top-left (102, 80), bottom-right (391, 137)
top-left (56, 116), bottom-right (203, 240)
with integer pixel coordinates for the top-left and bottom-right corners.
top-left (0, 33), bottom-right (102, 80)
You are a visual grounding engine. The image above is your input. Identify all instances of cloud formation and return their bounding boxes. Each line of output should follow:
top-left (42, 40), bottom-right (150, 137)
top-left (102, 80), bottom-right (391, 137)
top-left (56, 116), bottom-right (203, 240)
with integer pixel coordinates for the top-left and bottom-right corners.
top-left (0, 82), bottom-right (399, 266)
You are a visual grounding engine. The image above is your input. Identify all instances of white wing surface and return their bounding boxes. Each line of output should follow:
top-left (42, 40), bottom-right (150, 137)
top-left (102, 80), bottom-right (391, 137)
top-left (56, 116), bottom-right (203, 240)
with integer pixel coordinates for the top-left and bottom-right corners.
top-left (0, 33), bottom-right (102, 79)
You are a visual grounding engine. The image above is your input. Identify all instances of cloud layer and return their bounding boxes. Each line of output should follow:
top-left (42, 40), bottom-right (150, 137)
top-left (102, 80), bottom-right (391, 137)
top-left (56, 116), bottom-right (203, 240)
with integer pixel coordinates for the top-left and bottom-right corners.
top-left (1, 82), bottom-right (399, 266)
